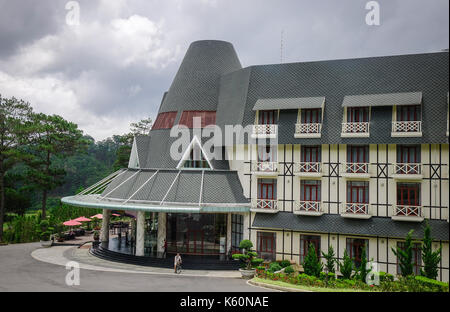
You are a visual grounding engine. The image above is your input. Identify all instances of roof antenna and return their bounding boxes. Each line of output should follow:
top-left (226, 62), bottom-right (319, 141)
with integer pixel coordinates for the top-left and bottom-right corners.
top-left (280, 29), bottom-right (284, 63)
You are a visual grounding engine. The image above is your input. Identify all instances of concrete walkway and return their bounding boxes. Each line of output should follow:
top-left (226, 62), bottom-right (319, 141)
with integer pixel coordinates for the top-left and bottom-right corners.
top-left (32, 243), bottom-right (242, 278)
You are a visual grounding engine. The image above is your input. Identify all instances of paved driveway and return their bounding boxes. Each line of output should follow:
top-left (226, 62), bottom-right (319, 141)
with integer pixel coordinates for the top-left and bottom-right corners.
top-left (0, 243), bottom-right (270, 292)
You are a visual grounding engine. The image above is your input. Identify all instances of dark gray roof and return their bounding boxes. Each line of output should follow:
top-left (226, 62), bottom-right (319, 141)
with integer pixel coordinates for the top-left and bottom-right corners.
top-left (101, 168), bottom-right (249, 205)
top-left (253, 97), bottom-right (325, 110)
top-left (252, 212), bottom-right (449, 241)
top-left (342, 91), bottom-right (422, 107)
top-left (217, 51), bottom-right (449, 145)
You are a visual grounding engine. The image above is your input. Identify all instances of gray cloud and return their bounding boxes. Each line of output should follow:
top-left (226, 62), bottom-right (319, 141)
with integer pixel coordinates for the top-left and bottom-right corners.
top-left (0, 0), bottom-right (448, 140)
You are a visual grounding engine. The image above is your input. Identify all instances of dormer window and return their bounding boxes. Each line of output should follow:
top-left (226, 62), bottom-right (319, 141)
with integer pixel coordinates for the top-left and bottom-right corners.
top-left (341, 106), bottom-right (370, 137)
top-left (295, 108), bottom-right (323, 138)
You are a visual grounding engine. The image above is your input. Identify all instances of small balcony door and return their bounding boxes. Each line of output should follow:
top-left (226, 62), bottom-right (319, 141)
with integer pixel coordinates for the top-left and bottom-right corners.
top-left (397, 145), bottom-right (420, 163)
top-left (347, 181), bottom-right (369, 204)
top-left (301, 108), bottom-right (321, 124)
top-left (301, 180), bottom-right (321, 202)
top-left (347, 107), bottom-right (369, 123)
top-left (347, 145), bottom-right (368, 164)
top-left (397, 105), bottom-right (421, 122)
top-left (302, 145), bottom-right (321, 163)
top-left (397, 183), bottom-right (420, 206)
top-left (259, 110), bottom-right (277, 125)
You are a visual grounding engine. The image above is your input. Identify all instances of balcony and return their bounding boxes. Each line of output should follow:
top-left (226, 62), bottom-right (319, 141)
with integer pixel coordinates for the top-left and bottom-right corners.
top-left (341, 203), bottom-right (371, 219)
top-left (391, 163), bottom-right (422, 180)
top-left (250, 199), bottom-right (279, 213)
top-left (293, 162), bottom-right (322, 177)
top-left (294, 123), bottom-right (322, 138)
top-left (341, 163), bottom-right (370, 178)
top-left (251, 124), bottom-right (278, 139)
top-left (392, 205), bottom-right (423, 222)
top-left (341, 122), bottom-right (370, 137)
top-left (391, 121), bottom-right (422, 137)
top-left (294, 200), bottom-right (323, 216)
top-left (251, 162), bottom-right (278, 176)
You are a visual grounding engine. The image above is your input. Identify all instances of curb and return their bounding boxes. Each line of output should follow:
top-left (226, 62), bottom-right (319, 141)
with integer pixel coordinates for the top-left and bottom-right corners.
top-left (248, 279), bottom-right (312, 292)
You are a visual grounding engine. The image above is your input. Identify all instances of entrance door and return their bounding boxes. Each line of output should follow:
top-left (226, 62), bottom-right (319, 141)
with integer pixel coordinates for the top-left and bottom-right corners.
top-left (187, 229), bottom-right (204, 254)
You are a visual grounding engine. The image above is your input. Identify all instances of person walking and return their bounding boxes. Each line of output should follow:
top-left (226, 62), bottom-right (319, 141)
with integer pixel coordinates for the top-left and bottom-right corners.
top-left (174, 253), bottom-right (182, 273)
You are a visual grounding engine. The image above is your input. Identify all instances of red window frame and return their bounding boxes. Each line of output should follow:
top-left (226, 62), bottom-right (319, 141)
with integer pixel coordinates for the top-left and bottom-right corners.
top-left (397, 183), bottom-right (420, 206)
top-left (300, 235), bottom-right (321, 264)
top-left (347, 107), bottom-right (369, 122)
top-left (301, 145), bottom-right (321, 163)
top-left (257, 232), bottom-right (276, 260)
top-left (178, 111), bottom-right (216, 128)
top-left (347, 145), bottom-right (369, 164)
top-left (258, 179), bottom-right (276, 200)
top-left (347, 181), bottom-right (369, 204)
top-left (396, 242), bottom-right (422, 275)
top-left (397, 145), bottom-right (420, 164)
top-left (346, 238), bottom-right (368, 268)
top-left (301, 108), bottom-right (321, 124)
top-left (397, 105), bottom-right (421, 122)
top-left (152, 111), bottom-right (177, 130)
top-left (259, 110), bottom-right (277, 125)
top-left (300, 180), bottom-right (321, 202)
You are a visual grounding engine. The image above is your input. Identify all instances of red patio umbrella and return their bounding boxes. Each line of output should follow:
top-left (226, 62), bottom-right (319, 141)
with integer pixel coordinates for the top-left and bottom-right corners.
top-left (90, 214), bottom-right (103, 219)
top-left (112, 213), bottom-right (120, 217)
top-left (73, 216), bottom-right (91, 222)
top-left (63, 220), bottom-right (82, 226)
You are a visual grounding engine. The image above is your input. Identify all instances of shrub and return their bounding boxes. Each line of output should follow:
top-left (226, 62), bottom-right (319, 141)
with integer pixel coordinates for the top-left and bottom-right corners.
top-left (268, 262), bottom-right (282, 273)
top-left (40, 231), bottom-right (51, 241)
top-left (356, 245), bottom-right (371, 283)
top-left (415, 275), bottom-right (449, 292)
top-left (378, 272), bottom-right (394, 282)
top-left (339, 249), bottom-right (354, 280)
top-left (421, 221), bottom-right (442, 280)
top-left (284, 266), bottom-right (294, 275)
top-left (279, 260), bottom-right (291, 268)
top-left (392, 230), bottom-right (415, 277)
top-left (302, 243), bottom-right (323, 277)
top-left (239, 239), bottom-right (253, 251)
top-left (321, 245), bottom-right (337, 274)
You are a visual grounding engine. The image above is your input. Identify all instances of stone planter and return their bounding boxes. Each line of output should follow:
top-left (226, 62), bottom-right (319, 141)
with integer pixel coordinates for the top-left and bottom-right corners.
top-left (40, 240), bottom-right (52, 248)
top-left (239, 268), bottom-right (256, 279)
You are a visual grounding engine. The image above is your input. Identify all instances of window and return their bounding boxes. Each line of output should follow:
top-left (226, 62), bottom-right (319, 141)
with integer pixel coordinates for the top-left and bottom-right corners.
top-left (397, 145), bottom-right (421, 163)
top-left (397, 183), bottom-right (421, 207)
top-left (152, 111), bottom-right (177, 130)
top-left (301, 108), bottom-right (321, 124)
top-left (347, 145), bottom-right (369, 164)
top-left (301, 180), bottom-right (321, 202)
top-left (183, 146), bottom-right (210, 169)
top-left (257, 232), bottom-right (276, 261)
top-left (346, 238), bottom-right (369, 268)
top-left (302, 145), bottom-right (321, 163)
top-left (347, 107), bottom-right (369, 123)
top-left (231, 214), bottom-right (243, 252)
top-left (300, 235), bottom-right (321, 264)
top-left (258, 110), bottom-right (277, 125)
top-left (178, 111), bottom-right (216, 128)
top-left (257, 179), bottom-right (277, 200)
top-left (347, 181), bottom-right (369, 204)
top-left (397, 105), bottom-right (421, 122)
top-left (396, 242), bottom-right (422, 275)
top-left (257, 145), bottom-right (277, 162)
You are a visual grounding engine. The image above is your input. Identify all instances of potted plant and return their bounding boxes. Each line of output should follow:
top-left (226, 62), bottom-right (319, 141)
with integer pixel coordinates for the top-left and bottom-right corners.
top-left (232, 239), bottom-right (264, 279)
top-left (39, 220), bottom-right (53, 247)
top-left (93, 230), bottom-right (100, 246)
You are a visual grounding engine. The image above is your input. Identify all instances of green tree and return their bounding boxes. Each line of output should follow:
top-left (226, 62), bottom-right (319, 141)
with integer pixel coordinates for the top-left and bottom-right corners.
top-left (321, 245), bottom-right (337, 274)
top-left (0, 96), bottom-right (33, 241)
top-left (392, 229), bottom-right (415, 277)
top-left (26, 113), bottom-right (87, 219)
top-left (130, 117), bottom-right (153, 135)
top-left (302, 243), bottom-right (323, 277)
top-left (339, 249), bottom-right (354, 279)
top-left (421, 222), bottom-right (441, 280)
top-left (356, 245), bottom-right (371, 283)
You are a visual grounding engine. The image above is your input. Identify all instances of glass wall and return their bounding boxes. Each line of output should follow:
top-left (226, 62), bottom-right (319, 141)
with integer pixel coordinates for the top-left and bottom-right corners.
top-left (166, 213), bottom-right (227, 256)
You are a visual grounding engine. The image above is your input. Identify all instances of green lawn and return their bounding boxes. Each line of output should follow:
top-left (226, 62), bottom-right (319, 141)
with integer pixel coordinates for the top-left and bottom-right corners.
top-left (251, 277), bottom-right (374, 292)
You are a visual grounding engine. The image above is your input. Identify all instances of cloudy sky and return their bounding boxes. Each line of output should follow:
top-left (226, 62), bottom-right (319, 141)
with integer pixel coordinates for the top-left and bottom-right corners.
top-left (0, 0), bottom-right (448, 141)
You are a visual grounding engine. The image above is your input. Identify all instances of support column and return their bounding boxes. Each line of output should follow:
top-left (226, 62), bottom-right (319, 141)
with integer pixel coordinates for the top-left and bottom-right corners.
top-left (136, 210), bottom-right (145, 256)
top-left (100, 209), bottom-right (111, 247)
top-left (226, 213), bottom-right (232, 255)
top-left (157, 212), bottom-right (167, 257)
top-left (130, 217), bottom-right (136, 245)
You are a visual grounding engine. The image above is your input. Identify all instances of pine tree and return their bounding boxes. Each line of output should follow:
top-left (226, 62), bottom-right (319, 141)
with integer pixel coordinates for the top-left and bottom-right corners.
top-left (339, 249), bottom-right (354, 279)
top-left (357, 245), bottom-right (371, 283)
top-left (421, 221), bottom-right (441, 280)
top-left (392, 229), bottom-right (414, 277)
top-left (302, 243), bottom-right (323, 277)
top-left (321, 245), bottom-right (337, 274)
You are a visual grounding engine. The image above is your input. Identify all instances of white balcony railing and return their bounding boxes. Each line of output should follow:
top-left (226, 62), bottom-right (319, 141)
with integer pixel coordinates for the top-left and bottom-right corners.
top-left (252, 124), bottom-right (278, 136)
top-left (295, 123), bottom-right (322, 135)
top-left (394, 205), bottom-right (422, 217)
top-left (394, 163), bottom-right (422, 175)
top-left (295, 201), bottom-right (322, 213)
top-left (251, 162), bottom-right (278, 173)
top-left (294, 162), bottom-right (322, 174)
top-left (252, 199), bottom-right (278, 211)
top-left (341, 122), bottom-right (370, 135)
top-left (344, 163), bottom-right (369, 174)
top-left (345, 203), bottom-right (369, 215)
top-left (392, 121), bottom-right (421, 133)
